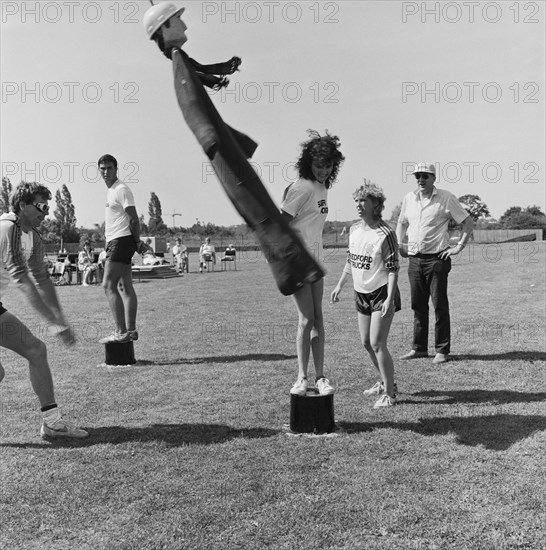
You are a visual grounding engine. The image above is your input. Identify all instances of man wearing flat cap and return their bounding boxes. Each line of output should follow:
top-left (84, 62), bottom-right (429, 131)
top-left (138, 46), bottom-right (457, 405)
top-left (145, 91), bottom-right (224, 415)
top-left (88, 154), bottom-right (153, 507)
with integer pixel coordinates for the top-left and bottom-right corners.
top-left (396, 163), bottom-right (474, 364)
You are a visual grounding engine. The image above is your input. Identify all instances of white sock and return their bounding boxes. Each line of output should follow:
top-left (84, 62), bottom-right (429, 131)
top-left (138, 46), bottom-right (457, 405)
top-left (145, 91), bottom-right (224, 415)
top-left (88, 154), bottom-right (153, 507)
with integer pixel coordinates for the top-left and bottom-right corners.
top-left (42, 406), bottom-right (62, 425)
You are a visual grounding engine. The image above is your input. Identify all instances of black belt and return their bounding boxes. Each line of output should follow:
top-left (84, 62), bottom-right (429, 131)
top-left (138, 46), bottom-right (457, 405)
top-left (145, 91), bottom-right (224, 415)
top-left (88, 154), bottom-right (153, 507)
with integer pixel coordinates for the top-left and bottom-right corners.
top-left (410, 250), bottom-right (448, 259)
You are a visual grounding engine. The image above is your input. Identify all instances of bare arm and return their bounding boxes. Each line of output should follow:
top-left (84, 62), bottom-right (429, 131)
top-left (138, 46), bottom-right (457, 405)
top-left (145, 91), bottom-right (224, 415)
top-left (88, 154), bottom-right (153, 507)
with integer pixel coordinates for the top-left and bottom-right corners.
top-left (330, 270), bottom-right (351, 304)
top-left (396, 219), bottom-right (409, 258)
top-left (125, 206), bottom-right (140, 243)
top-left (439, 215), bottom-right (474, 259)
top-left (381, 270), bottom-right (399, 318)
top-left (125, 206), bottom-right (151, 254)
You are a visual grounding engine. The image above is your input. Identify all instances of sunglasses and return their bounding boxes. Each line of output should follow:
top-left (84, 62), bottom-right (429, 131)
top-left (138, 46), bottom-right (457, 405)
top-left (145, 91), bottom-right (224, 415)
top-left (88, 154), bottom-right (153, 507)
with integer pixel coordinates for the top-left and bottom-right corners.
top-left (414, 173), bottom-right (431, 180)
top-left (32, 202), bottom-right (50, 214)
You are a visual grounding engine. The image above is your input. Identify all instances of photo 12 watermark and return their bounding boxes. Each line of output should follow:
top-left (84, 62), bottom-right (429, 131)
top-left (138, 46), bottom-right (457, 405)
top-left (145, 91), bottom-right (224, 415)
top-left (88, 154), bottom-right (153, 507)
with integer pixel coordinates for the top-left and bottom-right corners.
top-left (202, 160), bottom-right (298, 185)
top-left (1, 1), bottom-right (142, 24)
top-left (201, 1), bottom-right (340, 24)
top-left (401, 161), bottom-right (541, 184)
top-left (200, 319), bottom-right (343, 345)
top-left (2, 81), bottom-right (140, 104)
top-left (401, 2), bottom-right (542, 24)
top-left (2, 161), bottom-right (140, 185)
top-left (402, 81), bottom-right (541, 104)
top-left (210, 81), bottom-right (340, 105)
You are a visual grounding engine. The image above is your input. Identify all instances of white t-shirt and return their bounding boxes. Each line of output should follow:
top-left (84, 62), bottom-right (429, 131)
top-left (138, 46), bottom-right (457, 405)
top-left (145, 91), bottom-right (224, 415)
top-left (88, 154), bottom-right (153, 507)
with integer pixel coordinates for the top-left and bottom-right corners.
top-left (281, 177), bottom-right (328, 262)
top-left (344, 220), bottom-right (400, 294)
top-left (105, 180), bottom-right (136, 242)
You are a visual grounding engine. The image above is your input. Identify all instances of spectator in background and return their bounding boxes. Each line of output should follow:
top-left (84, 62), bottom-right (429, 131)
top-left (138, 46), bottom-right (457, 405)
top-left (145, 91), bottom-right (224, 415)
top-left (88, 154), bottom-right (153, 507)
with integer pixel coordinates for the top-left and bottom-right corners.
top-left (221, 243), bottom-right (237, 262)
top-left (142, 238), bottom-right (165, 266)
top-left (172, 237), bottom-right (187, 274)
top-left (96, 248), bottom-right (107, 285)
top-left (199, 237), bottom-right (216, 272)
top-left (78, 241), bottom-right (97, 286)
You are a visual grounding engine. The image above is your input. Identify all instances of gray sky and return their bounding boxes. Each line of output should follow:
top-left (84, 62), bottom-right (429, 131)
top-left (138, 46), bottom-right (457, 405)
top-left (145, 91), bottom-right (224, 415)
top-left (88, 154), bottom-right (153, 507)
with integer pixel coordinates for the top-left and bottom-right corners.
top-left (1, 0), bottom-right (545, 228)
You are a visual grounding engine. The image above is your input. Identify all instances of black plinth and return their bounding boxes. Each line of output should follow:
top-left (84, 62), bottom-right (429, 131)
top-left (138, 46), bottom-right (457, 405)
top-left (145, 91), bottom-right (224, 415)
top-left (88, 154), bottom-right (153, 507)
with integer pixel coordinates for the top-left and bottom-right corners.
top-left (104, 341), bottom-right (136, 365)
top-left (290, 389), bottom-right (335, 434)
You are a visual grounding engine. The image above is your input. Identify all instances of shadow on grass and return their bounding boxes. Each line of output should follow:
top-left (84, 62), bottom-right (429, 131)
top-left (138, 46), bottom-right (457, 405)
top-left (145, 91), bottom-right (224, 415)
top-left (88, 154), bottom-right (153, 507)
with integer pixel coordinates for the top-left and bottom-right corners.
top-left (0, 423), bottom-right (279, 449)
top-left (340, 414), bottom-right (546, 451)
top-left (408, 389), bottom-right (546, 405)
top-left (138, 353), bottom-right (297, 366)
top-left (452, 351), bottom-right (546, 362)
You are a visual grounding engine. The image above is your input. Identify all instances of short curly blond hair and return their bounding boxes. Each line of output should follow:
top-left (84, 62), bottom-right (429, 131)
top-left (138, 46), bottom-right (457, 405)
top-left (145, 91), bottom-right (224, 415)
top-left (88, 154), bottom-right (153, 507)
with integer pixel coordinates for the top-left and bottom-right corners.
top-left (352, 180), bottom-right (386, 220)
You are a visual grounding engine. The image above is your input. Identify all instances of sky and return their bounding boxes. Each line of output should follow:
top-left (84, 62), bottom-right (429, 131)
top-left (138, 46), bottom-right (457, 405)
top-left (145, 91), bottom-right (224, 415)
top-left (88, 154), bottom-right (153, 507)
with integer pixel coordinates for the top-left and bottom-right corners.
top-left (1, 0), bottom-right (545, 229)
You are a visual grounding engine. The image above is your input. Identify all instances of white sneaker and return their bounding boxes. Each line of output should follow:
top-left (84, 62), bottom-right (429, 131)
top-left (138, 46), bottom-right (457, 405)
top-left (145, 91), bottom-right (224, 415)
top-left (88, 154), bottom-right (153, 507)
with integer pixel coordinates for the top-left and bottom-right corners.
top-left (41, 418), bottom-right (89, 439)
top-left (316, 377), bottom-right (335, 395)
top-left (99, 331), bottom-right (130, 344)
top-left (364, 381), bottom-right (398, 397)
top-left (290, 378), bottom-right (308, 396)
top-left (363, 381), bottom-right (383, 396)
top-left (373, 394), bottom-right (396, 408)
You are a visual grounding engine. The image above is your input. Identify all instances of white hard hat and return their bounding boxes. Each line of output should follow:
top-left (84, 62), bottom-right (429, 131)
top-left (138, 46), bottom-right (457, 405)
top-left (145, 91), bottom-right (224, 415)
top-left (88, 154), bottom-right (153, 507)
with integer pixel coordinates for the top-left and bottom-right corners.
top-left (143, 2), bottom-right (185, 40)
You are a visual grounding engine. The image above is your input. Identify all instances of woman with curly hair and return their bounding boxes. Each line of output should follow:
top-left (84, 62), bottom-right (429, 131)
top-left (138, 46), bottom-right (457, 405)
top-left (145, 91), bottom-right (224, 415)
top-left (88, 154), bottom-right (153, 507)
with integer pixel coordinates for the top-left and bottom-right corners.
top-left (281, 130), bottom-right (345, 396)
top-left (331, 181), bottom-right (401, 408)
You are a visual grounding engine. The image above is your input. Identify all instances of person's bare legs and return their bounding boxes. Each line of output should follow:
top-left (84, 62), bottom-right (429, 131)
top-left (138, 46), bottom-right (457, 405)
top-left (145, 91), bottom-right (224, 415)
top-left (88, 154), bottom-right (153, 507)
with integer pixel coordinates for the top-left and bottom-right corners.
top-left (117, 263), bottom-right (137, 332)
top-left (103, 261), bottom-right (136, 333)
top-left (309, 278), bottom-right (325, 379)
top-left (357, 312), bottom-right (380, 375)
top-left (369, 310), bottom-right (395, 396)
top-left (292, 278), bottom-right (324, 381)
top-left (0, 312), bottom-right (56, 407)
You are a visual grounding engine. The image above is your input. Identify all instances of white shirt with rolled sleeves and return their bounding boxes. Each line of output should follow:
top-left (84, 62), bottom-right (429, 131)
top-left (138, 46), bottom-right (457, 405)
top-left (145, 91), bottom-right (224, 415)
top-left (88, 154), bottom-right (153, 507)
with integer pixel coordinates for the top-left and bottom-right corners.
top-left (281, 177), bottom-right (328, 264)
top-left (105, 180), bottom-right (136, 242)
top-left (398, 187), bottom-right (469, 255)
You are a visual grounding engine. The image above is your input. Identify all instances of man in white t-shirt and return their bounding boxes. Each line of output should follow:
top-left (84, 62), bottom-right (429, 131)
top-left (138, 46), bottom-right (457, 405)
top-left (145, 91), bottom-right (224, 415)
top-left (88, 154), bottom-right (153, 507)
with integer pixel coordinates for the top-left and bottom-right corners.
top-left (396, 162), bottom-right (474, 364)
top-left (98, 154), bottom-right (150, 344)
top-left (0, 181), bottom-right (88, 439)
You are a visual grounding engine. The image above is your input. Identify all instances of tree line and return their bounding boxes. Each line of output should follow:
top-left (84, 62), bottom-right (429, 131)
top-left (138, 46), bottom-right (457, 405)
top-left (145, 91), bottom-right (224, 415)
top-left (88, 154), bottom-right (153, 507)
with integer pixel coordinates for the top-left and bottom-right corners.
top-left (1, 179), bottom-right (544, 246)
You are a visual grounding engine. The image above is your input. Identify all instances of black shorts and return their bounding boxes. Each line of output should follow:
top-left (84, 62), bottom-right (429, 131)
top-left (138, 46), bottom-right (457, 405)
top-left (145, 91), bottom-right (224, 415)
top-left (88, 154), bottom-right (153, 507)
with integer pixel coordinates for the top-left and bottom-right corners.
top-left (106, 235), bottom-right (137, 265)
top-left (0, 301), bottom-right (6, 316)
top-left (355, 284), bottom-right (401, 316)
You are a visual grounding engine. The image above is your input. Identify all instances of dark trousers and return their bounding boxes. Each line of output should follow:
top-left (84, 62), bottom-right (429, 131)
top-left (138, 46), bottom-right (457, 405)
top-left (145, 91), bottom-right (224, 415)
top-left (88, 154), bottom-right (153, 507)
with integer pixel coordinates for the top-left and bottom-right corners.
top-left (408, 255), bottom-right (451, 354)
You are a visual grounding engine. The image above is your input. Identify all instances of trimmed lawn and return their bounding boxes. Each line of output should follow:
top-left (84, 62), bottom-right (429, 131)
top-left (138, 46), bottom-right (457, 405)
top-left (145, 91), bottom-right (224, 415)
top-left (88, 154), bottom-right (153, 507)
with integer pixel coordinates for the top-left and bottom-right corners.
top-left (1, 242), bottom-right (545, 550)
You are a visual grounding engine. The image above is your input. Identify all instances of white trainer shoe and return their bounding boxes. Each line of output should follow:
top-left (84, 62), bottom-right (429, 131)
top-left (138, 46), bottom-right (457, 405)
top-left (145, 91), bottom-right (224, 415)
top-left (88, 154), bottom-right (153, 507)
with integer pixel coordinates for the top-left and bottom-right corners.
top-left (290, 378), bottom-right (308, 396)
top-left (373, 394), bottom-right (396, 408)
top-left (316, 377), bottom-right (335, 395)
top-left (364, 381), bottom-right (398, 397)
top-left (99, 331), bottom-right (131, 344)
top-left (41, 418), bottom-right (89, 439)
top-left (363, 381), bottom-right (383, 396)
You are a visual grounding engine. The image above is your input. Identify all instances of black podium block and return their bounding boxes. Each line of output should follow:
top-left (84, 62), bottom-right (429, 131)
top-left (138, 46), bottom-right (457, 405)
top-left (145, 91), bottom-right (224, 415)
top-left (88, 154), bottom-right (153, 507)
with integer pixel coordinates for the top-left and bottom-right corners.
top-left (290, 389), bottom-right (335, 434)
top-left (104, 341), bottom-right (136, 365)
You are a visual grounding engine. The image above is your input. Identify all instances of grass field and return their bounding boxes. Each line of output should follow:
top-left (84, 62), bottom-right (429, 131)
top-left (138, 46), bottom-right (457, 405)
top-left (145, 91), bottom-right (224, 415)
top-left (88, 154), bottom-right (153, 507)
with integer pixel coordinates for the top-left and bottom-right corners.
top-left (1, 242), bottom-right (545, 550)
